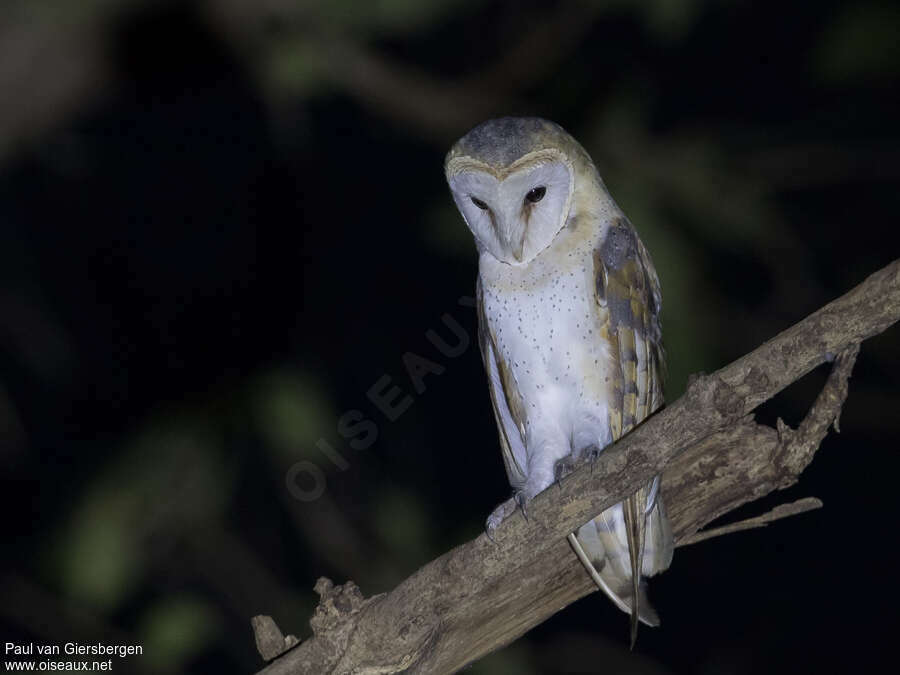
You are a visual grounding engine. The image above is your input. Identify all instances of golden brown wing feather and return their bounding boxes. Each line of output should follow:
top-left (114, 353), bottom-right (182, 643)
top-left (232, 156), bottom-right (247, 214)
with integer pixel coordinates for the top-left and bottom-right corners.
top-left (595, 217), bottom-right (665, 433)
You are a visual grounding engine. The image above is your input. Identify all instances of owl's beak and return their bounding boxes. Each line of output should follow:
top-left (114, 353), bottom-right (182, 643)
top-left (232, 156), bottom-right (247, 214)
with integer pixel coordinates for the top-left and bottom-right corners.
top-left (511, 236), bottom-right (525, 262)
top-left (499, 219), bottom-right (527, 262)
top-left (494, 211), bottom-right (527, 264)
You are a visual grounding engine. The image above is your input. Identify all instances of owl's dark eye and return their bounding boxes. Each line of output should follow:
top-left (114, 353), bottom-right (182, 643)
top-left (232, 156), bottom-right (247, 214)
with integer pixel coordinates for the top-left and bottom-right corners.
top-left (525, 186), bottom-right (546, 203)
top-left (470, 196), bottom-right (489, 210)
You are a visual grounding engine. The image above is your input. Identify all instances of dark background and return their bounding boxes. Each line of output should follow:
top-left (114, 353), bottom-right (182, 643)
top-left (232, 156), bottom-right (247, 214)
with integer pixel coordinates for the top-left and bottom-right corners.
top-left (1, 1), bottom-right (899, 673)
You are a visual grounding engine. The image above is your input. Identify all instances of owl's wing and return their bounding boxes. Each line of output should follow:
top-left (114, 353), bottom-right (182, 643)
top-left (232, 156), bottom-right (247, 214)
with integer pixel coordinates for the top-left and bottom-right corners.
top-left (595, 217), bottom-right (665, 438)
top-left (594, 217), bottom-right (671, 644)
top-left (476, 279), bottom-right (528, 490)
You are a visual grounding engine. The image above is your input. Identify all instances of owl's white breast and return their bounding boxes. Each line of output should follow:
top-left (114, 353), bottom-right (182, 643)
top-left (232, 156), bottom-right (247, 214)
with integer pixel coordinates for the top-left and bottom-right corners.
top-left (479, 210), bottom-right (616, 454)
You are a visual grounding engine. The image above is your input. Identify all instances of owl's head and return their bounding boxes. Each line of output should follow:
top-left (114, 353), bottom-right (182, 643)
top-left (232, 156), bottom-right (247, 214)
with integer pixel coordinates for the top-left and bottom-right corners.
top-left (445, 117), bottom-right (593, 265)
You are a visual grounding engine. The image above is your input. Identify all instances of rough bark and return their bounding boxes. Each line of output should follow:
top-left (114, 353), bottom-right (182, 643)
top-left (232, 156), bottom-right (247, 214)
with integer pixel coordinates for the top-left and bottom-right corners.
top-left (253, 260), bottom-right (900, 674)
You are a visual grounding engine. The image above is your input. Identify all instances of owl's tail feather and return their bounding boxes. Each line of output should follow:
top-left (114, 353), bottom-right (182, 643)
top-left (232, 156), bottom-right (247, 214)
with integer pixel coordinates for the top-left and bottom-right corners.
top-left (567, 532), bottom-right (659, 625)
top-left (569, 481), bottom-right (673, 641)
top-left (623, 490), bottom-right (648, 648)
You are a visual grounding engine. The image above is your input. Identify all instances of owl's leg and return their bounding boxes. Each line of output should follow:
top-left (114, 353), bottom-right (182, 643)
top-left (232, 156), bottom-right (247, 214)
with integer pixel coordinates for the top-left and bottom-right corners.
top-left (513, 434), bottom-right (570, 516)
top-left (571, 407), bottom-right (613, 473)
top-left (523, 436), bottom-right (569, 496)
top-left (553, 456), bottom-right (577, 486)
top-left (587, 445), bottom-right (602, 472)
top-left (486, 429), bottom-right (569, 541)
top-left (554, 412), bottom-right (611, 485)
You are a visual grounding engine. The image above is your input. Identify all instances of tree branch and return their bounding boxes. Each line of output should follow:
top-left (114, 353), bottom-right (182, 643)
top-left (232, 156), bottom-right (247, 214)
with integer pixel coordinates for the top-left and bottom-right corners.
top-left (676, 497), bottom-right (823, 547)
top-left (253, 260), bottom-right (900, 674)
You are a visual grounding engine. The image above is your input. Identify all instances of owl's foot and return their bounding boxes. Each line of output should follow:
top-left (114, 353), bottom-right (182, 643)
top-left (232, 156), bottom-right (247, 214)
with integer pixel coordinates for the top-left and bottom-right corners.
top-left (485, 501), bottom-right (514, 542)
top-left (587, 445), bottom-right (602, 473)
top-left (554, 456), bottom-right (576, 488)
top-left (485, 490), bottom-right (530, 542)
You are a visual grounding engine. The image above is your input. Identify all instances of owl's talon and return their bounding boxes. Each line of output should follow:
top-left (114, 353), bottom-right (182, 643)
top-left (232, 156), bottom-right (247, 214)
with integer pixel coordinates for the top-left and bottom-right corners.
top-left (554, 457), bottom-right (576, 488)
top-left (587, 446), bottom-right (601, 474)
top-left (485, 498), bottom-right (518, 541)
top-left (514, 490), bottom-right (530, 521)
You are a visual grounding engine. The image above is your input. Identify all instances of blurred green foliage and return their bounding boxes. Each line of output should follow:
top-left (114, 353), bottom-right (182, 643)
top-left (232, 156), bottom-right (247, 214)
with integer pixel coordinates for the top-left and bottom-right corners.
top-left (251, 369), bottom-right (335, 465)
top-left (52, 421), bottom-right (234, 611)
top-left (311, 0), bottom-right (478, 35)
top-left (138, 596), bottom-right (222, 671)
top-left (814, 3), bottom-right (900, 81)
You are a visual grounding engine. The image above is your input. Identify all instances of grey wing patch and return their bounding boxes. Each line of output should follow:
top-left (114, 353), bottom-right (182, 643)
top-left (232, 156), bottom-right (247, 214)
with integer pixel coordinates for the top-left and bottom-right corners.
top-left (477, 281), bottom-right (528, 489)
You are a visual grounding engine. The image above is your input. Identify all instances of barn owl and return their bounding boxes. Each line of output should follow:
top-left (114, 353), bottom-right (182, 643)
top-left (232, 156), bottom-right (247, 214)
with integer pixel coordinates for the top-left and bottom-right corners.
top-left (445, 117), bottom-right (673, 644)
